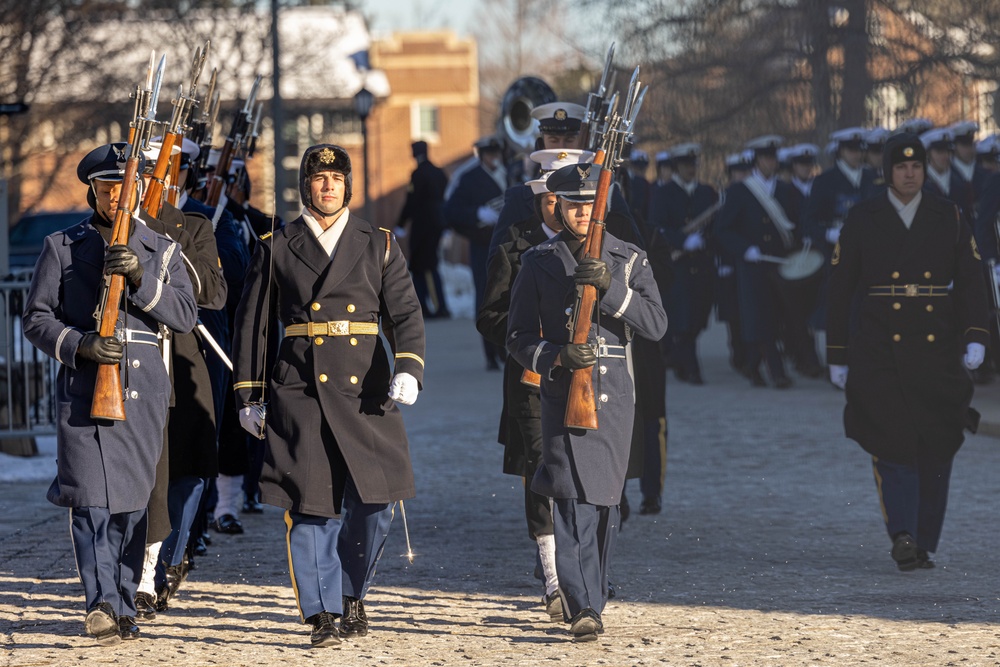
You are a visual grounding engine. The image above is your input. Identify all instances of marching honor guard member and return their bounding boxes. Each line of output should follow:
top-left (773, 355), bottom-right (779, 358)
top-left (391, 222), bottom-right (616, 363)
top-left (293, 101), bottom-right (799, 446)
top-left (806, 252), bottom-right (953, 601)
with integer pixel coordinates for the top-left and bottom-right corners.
top-left (506, 163), bottom-right (667, 641)
top-left (22, 143), bottom-right (197, 644)
top-left (827, 132), bottom-right (989, 571)
top-left (714, 135), bottom-right (798, 388)
top-left (232, 144), bottom-right (425, 648)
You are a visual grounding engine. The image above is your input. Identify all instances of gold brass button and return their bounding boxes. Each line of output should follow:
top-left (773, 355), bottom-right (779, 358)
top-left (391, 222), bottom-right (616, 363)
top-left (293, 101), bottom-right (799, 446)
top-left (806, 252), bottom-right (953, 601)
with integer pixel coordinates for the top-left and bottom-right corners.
top-left (927, 334), bottom-right (935, 342)
top-left (315, 337), bottom-right (324, 346)
top-left (892, 302), bottom-right (901, 310)
top-left (347, 304), bottom-right (356, 313)
top-left (891, 271), bottom-right (900, 279)
top-left (893, 334), bottom-right (901, 342)
top-left (924, 271), bottom-right (931, 279)
top-left (350, 337), bottom-right (358, 346)
top-left (311, 302), bottom-right (321, 311)
top-left (350, 375), bottom-right (358, 384)
top-left (926, 305), bottom-right (934, 312)
top-left (319, 374), bottom-right (328, 382)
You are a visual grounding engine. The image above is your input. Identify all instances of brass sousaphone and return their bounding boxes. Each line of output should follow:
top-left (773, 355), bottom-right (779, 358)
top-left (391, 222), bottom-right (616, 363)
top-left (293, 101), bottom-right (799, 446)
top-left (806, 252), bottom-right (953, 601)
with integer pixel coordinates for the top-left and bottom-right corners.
top-left (496, 76), bottom-right (557, 154)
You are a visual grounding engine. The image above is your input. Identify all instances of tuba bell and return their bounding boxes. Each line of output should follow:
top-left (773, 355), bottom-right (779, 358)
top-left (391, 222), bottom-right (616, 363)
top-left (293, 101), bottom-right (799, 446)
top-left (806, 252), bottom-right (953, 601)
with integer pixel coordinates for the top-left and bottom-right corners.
top-left (497, 76), bottom-right (557, 154)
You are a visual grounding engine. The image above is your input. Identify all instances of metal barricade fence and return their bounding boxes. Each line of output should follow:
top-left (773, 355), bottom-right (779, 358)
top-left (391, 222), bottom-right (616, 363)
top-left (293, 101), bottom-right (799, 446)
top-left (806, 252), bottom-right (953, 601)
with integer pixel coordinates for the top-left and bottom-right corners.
top-left (0, 276), bottom-right (58, 443)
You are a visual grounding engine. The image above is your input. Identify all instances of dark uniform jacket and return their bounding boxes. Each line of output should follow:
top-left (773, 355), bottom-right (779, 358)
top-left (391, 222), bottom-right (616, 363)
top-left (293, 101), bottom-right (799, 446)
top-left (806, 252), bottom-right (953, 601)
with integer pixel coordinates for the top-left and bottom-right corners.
top-left (23, 217), bottom-right (198, 513)
top-left (714, 178), bottom-right (799, 342)
top-left (477, 217), bottom-right (550, 476)
top-left (647, 179), bottom-right (718, 335)
top-left (232, 213), bottom-right (426, 517)
top-left (801, 164), bottom-right (877, 259)
top-left (507, 231), bottom-right (667, 506)
top-left (975, 171), bottom-right (1000, 263)
top-left (827, 191), bottom-right (989, 463)
top-left (398, 158), bottom-right (449, 273)
top-left (142, 204), bottom-right (226, 479)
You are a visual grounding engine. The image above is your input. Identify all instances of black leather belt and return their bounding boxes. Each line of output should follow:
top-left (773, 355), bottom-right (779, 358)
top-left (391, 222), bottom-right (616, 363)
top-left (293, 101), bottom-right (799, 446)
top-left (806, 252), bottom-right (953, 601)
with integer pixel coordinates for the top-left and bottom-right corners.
top-left (868, 285), bottom-right (950, 297)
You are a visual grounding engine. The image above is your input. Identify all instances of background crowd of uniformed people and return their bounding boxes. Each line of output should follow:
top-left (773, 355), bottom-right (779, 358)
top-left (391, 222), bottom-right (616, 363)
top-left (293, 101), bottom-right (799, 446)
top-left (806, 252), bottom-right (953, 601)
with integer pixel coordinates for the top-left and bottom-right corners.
top-left (23, 80), bottom-right (1000, 647)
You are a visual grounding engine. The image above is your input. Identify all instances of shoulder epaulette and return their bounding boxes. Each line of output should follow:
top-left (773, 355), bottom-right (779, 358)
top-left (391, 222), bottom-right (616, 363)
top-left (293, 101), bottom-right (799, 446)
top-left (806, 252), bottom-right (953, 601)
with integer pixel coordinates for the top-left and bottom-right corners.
top-left (378, 227), bottom-right (392, 234)
top-left (259, 231), bottom-right (272, 240)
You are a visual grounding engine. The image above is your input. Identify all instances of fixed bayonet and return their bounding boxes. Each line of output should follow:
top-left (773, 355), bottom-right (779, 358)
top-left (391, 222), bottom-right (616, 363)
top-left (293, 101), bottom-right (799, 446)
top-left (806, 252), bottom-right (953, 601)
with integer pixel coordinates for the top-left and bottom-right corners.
top-left (244, 75), bottom-right (262, 115)
top-left (189, 41), bottom-right (209, 99)
top-left (597, 42), bottom-right (615, 97)
top-left (149, 54), bottom-right (166, 120)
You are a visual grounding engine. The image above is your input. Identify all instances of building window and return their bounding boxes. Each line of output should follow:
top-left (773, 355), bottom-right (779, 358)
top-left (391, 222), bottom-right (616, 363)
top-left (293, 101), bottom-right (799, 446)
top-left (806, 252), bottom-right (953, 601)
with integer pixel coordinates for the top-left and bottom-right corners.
top-left (411, 102), bottom-right (440, 142)
top-left (866, 84), bottom-right (908, 130)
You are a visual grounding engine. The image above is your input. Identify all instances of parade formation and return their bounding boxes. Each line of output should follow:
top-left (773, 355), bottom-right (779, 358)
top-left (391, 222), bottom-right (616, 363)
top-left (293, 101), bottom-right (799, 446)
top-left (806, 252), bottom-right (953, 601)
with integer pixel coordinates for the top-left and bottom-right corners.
top-left (12, 23), bottom-right (1000, 654)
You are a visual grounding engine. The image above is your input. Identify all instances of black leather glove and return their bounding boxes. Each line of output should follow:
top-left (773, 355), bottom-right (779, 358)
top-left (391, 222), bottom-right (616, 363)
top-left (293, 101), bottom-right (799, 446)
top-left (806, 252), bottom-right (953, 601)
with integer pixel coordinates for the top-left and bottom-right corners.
top-left (105, 244), bottom-right (144, 288)
top-left (77, 333), bottom-right (124, 365)
top-left (574, 258), bottom-right (611, 294)
top-left (559, 343), bottom-right (597, 370)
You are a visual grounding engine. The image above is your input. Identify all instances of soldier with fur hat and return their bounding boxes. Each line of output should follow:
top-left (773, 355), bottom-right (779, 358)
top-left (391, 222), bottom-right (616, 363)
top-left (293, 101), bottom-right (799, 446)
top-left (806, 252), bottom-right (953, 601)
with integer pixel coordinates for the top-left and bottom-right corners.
top-left (827, 132), bottom-right (989, 572)
top-left (232, 143), bottom-right (425, 648)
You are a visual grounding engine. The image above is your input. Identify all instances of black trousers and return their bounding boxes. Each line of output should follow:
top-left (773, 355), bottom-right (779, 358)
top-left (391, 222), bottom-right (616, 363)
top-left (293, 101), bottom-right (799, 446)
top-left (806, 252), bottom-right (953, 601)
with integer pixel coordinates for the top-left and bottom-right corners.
top-left (872, 454), bottom-right (953, 553)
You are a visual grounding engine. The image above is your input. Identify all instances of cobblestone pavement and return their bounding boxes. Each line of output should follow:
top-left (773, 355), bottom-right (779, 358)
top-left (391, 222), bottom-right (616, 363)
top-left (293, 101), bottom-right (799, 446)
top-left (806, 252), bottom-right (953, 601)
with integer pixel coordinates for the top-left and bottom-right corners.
top-left (2, 318), bottom-right (1000, 666)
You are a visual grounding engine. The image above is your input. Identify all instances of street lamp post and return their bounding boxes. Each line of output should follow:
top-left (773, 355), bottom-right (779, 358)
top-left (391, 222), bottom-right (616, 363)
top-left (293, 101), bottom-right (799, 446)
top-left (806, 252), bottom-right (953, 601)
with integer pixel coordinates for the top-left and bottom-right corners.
top-left (352, 87), bottom-right (375, 221)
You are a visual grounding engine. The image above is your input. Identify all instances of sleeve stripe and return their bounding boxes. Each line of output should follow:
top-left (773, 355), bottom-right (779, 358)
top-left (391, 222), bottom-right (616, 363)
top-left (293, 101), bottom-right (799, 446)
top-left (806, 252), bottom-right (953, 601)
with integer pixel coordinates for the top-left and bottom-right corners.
top-left (55, 327), bottom-right (74, 365)
top-left (531, 341), bottom-right (548, 373)
top-left (395, 352), bottom-right (425, 368)
top-left (612, 288), bottom-right (633, 319)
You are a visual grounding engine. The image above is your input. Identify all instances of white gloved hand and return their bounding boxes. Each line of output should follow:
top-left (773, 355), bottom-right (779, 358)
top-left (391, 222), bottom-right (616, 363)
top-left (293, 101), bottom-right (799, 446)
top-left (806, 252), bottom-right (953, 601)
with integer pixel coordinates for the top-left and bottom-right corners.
top-left (829, 365), bottom-right (848, 390)
top-left (388, 372), bottom-right (419, 405)
top-left (394, 226), bottom-right (408, 239)
top-left (477, 205), bottom-right (500, 226)
top-left (964, 342), bottom-right (986, 370)
top-left (825, 226), bottom-right (841, 245)
top-left (683, 233), bottom-right (705, 252)
top-left (744, 246), bottom-right (762, 263)
top-left (718, 264), bottom-right (734, 278)
top-left (239, 404), bottom-right (267, 440)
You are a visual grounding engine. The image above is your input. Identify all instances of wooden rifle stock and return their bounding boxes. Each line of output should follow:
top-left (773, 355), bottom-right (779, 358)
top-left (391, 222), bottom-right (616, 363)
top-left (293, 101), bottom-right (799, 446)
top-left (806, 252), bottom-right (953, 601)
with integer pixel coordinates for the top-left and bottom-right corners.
top-left (142, 131), bottom-right (180, 217)
top-left (91, 157), bottom-right (142, 421)
top-left (166, 151), bottom-right (182, 207)
top-left (564, 150), bottom-right (610, 430)
top-left (204, 136), bottom-right (235, 207)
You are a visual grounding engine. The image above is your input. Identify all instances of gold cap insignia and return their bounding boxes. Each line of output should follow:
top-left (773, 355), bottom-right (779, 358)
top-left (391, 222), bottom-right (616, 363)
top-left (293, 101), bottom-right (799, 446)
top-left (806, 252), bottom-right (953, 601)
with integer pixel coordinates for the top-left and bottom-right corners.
top-left (903, 147), bottom-right (914, 158)
top-left (318, 147), bottom-right (339, 164)
top-left (557, 151), bottom-right (568, 159)
top-left (554, 109), bottom-right (567, 121)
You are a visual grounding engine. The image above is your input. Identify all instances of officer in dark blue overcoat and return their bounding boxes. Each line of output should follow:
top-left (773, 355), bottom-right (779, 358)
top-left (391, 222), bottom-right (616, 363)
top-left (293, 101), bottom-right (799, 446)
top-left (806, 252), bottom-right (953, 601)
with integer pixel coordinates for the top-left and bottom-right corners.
top-left (22, 143), bottom-right (197, 644)
top-left (827, 132), bottom-right (989, 571)
top-left (507, 162), bottom-right (667, 641)
top-left (232, 144), bottom-right (425, 648)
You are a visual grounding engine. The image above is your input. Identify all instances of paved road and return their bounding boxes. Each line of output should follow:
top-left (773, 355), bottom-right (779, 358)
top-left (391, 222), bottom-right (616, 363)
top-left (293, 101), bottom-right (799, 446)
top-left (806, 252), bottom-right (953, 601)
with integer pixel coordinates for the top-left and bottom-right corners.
top-left (2, 317), bottom-right (999, 666)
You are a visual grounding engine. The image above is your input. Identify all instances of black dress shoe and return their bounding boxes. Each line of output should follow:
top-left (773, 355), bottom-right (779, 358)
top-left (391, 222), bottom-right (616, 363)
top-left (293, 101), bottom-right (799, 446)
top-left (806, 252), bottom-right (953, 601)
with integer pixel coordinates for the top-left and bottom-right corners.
top-left (212, 514), bottom-right (244, 534)
top-left (747, 368), bottom-right (767, 387)
top-left (200, 530), bottom-right (212, 547)
top-left (84, 602), bottom-right (121, 646)
top-left (916, 548), bottom-right (935, 569)
top-left (619, 494), bottom-right (630, 525)
top-left (193, 534), bottom-right (208, 557)
top-left (891, 532), bottom-right (920, 571)
top-left (543, 591), bottom-right (563, 622)
top-left (639, 497), bottom-right (662, 515)
top-left (118, 615), bottom-right (140, 640)
top-left (773, 376), bottom-right (793, 389)
top-left (134, 592), bottom-right (157, 620)
top-left (339, 596), bottom-right (369, 638)
top-left (307, 611), bottom-right (342, 648)
top-left (568, 608), bottom-right (603, 642)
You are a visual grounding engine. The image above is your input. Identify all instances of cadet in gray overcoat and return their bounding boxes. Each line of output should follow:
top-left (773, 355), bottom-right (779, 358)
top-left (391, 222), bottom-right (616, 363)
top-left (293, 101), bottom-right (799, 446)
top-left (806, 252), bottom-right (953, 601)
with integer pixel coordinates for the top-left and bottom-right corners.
top-left (506, 162), bottom-right (667, 641)
top-left (22, 143), bottom-right (197, 644)
top-left (232, 144), bottom-right (425, 648)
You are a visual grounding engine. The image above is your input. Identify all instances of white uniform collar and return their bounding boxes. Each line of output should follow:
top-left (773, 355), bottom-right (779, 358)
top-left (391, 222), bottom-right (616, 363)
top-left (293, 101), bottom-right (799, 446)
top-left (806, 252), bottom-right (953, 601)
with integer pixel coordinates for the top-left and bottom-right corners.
top-left (671, 174), bottom-right (698, 197)
top-left (749, 169), bottom-right (776, 196)
top-left (926, 166), bottom-right (951, 196)
top-left (952, 157), bottom-right (975, 183)
top-left (302, 207), bottom-right (351, 257)
top-left (836, 159), bottom-right (862, 189)
top-left (887, 189), bottom-right (922, 229)
top-left (792, 177), bottom-right (812, 197)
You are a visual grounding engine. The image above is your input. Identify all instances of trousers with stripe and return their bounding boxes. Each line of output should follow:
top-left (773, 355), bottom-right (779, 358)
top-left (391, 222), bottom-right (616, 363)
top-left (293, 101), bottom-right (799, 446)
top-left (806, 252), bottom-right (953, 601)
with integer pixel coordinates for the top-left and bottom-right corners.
top-left (284, 475), bottom-right (394, 620)
top-left (872, 454), bottom-right (953, 553)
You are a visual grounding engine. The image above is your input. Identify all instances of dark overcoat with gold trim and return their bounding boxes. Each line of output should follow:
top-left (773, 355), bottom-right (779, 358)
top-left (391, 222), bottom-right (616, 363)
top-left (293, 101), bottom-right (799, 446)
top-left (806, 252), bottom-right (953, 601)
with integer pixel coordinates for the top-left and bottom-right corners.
top-left (232, 213), bottom-right (425, 517)
top-left (827, 191), bottom-right (989, 462)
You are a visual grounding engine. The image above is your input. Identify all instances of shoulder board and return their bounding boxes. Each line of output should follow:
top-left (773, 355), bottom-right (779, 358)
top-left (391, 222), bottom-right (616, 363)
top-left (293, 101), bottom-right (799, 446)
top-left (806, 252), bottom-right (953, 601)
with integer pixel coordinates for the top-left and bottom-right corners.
top-left (378, 227), bottom-right (393, 235)
top-left (259, 231), bottom-right (273, 240)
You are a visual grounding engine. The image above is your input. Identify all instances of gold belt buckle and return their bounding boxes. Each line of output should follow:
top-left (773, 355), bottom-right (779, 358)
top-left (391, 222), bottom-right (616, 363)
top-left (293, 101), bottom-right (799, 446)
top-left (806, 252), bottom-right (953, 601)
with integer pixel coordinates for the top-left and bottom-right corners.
top-left (329, 320), bottom-right (349, 336)
top-left (306, 321), bottom-right (317, 337)
top-left (904, 284), bottom-right (918, 297)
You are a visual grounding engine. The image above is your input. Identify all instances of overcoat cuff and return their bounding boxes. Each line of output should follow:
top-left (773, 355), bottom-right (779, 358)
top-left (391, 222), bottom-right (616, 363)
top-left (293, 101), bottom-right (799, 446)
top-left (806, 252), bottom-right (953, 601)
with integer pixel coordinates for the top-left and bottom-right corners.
top-left (826, 344), bottom-right (848, 366)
